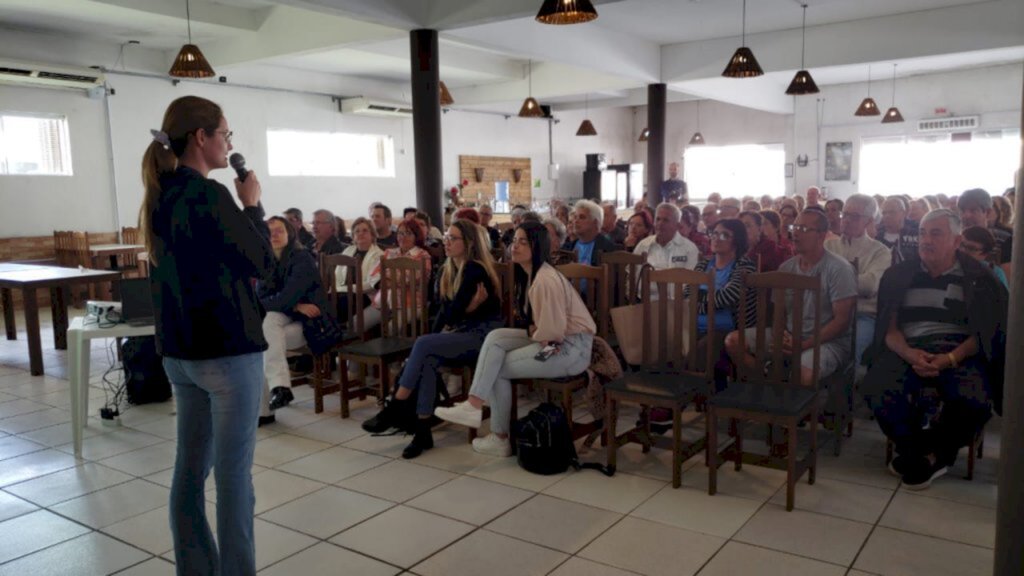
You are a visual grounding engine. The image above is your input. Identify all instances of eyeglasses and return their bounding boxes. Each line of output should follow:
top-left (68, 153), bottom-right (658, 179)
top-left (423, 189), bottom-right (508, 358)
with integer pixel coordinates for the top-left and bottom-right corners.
top-left (788, 224), bottom-right (824, 234)
top-left (443, 234), bottom-right (463, 243)
top-left (710, 231), bottom-right (733, 241)
top-left (396, 230), bottom-right (412, 238)
top-left (214, 130), bottom-right (233, 144)
top-left (960, 243), bottom-right (985, 255)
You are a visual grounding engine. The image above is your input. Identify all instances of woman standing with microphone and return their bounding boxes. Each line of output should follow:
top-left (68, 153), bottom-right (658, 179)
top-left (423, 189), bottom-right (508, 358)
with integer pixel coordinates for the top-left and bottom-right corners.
top-left (141, 96), bottom-right (274, 576)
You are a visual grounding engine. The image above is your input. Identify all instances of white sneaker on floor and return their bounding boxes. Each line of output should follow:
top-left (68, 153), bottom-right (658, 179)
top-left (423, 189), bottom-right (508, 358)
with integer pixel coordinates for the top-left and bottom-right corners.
top-left (472, 434), bottom-right (512, 457)
top-left (434, 401), bottom-right (483, 429)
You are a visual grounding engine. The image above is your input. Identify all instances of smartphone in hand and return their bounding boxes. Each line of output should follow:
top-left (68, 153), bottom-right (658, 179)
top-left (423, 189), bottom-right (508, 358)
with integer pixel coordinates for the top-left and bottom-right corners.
top-left (534, 343), bottom-right (559, 362)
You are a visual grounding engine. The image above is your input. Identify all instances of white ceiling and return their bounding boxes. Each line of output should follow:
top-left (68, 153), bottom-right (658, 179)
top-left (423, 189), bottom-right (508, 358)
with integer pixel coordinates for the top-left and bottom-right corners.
top-left (0, 0), bottom-right (1020, 114)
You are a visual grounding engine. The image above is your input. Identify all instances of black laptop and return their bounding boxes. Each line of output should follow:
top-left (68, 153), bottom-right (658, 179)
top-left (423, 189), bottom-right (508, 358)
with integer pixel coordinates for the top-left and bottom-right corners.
top-left (119, 278), bottom-right (155, 326)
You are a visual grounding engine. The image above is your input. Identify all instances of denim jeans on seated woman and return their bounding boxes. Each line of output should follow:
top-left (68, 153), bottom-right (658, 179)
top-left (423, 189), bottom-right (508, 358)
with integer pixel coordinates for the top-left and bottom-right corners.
top-left (163, 352), bottom-right (263, 576)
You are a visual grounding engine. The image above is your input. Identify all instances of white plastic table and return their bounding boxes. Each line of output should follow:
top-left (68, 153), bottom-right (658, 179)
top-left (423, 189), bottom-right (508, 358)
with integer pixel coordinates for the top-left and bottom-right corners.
top-left (67, 316), bottom-right (155, 457)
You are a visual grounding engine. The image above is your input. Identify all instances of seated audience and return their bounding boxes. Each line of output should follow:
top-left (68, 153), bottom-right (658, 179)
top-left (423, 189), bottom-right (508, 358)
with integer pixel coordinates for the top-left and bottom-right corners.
top-left (719, 197), bottom-right (741, 219)
top-left (991, 195), bottom-right (1014, 234)
top-left (310, 209), bottom-right (347, 260)
top-left (435, 222), bottom-right (595, 456)
top-left (760, 194), bottom-right (773, 210)
top-left (778, 202), bottom-right (799, 240)
top-left (623, 210), bottom-right (653, 250)
top-left (334, 217), bottom-right (384, 329)
top-left (702, 203), bottom-right (720, 232)
top-left (707, 192), bottom-right (722, 205)
top-left (633, 199), bottom-right (649, 215)
top-left (741, 210), bottom-right (788, 272)
top-left (824, 194), bottom-right (892, 370)
top-left (601, 202), bottom-right (627, 244)
top-left (908, 198), bottom-right (931, 223)
top-left (680, 205), bottom-right (710, 256)
top-left (285, 207), bottom-right (315, 249)
top-left (959, 188), bottom-right (1012, 278)
top-left (403, 207), bottom-right (418, 220)
top-left (878, 197), bottom-right (919, 265)
top-left (478, 204), bottom-right (502, 248)
top-left (555, 203), bottom-right (570, 228)
top-left (634, 203), bottom-right (700, 299)
top-left (724, 209), bottom-right (856, 386)
top-left (416, 210), bottom-right (444, 245)
top-left (759, 209), bottom-right (794, 256)
top-left (370, 219), bottom-right (432, 313)
top-left (335, 216), bottom-right (351, 244)
top-left (693, 218), bottom-right (756, 334)
top-left (564, 209), bottom-right (579, 248)
top-left (806, 186), bottom-right (821, 207)
top-left (372, 203), bottom-right (398, 248)
top-left (795, 194), bottom-right (806, 211)
top-left (960, 226), bottom-right (1008, 287)
top-left (864, 209), bottom-right (1007, 489)
top-left (743, 200), bottom-right (761, 212)
top-left (566, 199), bottom-right (616, 265)
top-left (543, 217), bottom-right (572, 265)
top-left (257, 217), bottom-right (333, 425)
top-left (501, 206), bottom-right (526, 248)
top-left (453, 207), bottom-right (480, 225)
top-left (824, 198), bottom-right (844, 236)
top-left (365, 220), bottom-right (503, 458)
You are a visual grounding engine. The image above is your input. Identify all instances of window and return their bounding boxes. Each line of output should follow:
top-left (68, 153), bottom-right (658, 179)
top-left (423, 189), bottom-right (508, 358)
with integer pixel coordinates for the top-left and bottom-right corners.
top-left (860, 130), bottom-right (1019, 197)
top-left (267, 129), bottom-right (395, 178)
top-left (493, 181), bottom-right (510, 214)
top-left (683, 143), bottom-right (785, 201)
top-left (0, 114), bottom-right (73, 175)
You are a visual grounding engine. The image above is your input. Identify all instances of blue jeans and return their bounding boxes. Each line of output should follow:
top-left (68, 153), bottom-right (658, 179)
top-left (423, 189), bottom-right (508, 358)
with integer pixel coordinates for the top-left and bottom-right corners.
top-left (398, 320), bottom-right (503, 416)
top-left (163, 353), bottom-right (263, 576)
top-left (855, 314), bottom-right (875, 370)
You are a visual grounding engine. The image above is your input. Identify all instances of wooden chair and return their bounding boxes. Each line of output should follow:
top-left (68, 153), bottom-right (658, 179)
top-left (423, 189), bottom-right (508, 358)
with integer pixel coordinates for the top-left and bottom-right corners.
top-left (508, 263), bottom-right (609, 445)
top-left (337, 257), bottom-right (428, 418)
top-left (707, 271), bottom-right (823, 511)
top-left (601, 250), bottom-right (647, 308)
top-left (551, 249), bottom-right (577, 267)
top-left (605, 266), bottom-right (717, 488)
top-left (821, 258), bottom-right (858, 455)
top-left (118, 227), bottom-right (143, 279)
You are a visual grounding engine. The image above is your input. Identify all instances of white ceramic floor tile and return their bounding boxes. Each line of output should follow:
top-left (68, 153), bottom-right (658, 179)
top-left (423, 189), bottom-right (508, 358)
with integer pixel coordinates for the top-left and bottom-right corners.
top-left (337, 460), bottom-right (457, 503)
top-left (55, 428), bottom-right (164, 461)
top-left (0, 510), bottom-right (91, 564)
top-left (50, 478), bottom-right (169, 528)
top-left (542, 470), bottom-right (666, 514)
top-left (101, 506), bottom-right (176, 556)
top-left (547, 557), bottom-right (638, 576)
top-left (246, 469), bottom-right (325, 515)
top-left (99, 441), bottom-right (177, 477)
top-left (0, 449), bottom-right (78, 487)
top-left (414, 529), bottom-right (568, 576)
top-left (410, 444), bottom-right (499, 475)
top-left (405, 476), bottom-right (532, 525)
top-left (814, 451), bottom-right (901, 490)
top-left (899, 477), bottom-right (998, 510)
top-left (466, 455), bottom-right (569, 492)
top-left (252, 433), bottom-right (332, 468)
top-left (253, 518), bottom-right (318, 571)
top-left (0, 531), bottom-right (149, 576)
top-left (14, 422), bottom-right (104, 448)
top-left (258, 542), bottom-right (399, 576)
top-left (259, 486), bottom-right (393, 539)
top-left (698, 541), bottom-right (846, 576)
top-left (5, 462), bottom-right (134, 507)
top-left (681, 462), bottom-right (789, 502)
top-left (579, 516), bottom-right (726, 576)
top-left (0, 399), bottom-right (50, 420)
top-left (127, 416), bottom-right (179, 441)
top-left (880, 491), bottom-right (996, 548)
top-left (631, 484), bottom-right (763, 538)
top-left (854, 526), bottom-right (993, 576)
top-left (0, 407), bottom-right (70, 434)
top-left (342, 430), bottom-right (414, 458)
top-left (767, 476), bottom-right (895, 524)
top-left (330, 505), bottom-right (473, 568)
top-left (734, 504), bottom-right (873, 566)
top-left (113, 558), bottom-right (176, 576)
top-left (288, 418), bottom-right (367, 445)
top-left (276, 445), bottom-right (389, 484)
top-left (487, 494), bottom-right (621, 554)
top-left (0, 490), bottom-right (38, 523)
top-left (0, 435), bottom-right (46, 460)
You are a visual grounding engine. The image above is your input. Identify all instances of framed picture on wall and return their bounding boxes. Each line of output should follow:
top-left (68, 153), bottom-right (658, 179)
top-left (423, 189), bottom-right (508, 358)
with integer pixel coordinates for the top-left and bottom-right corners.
top-left (824, 142), bottom-right (853, 181)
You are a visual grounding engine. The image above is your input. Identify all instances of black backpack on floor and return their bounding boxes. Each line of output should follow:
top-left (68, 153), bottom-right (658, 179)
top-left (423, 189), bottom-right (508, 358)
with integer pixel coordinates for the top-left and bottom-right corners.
top-left (513, 402), bottom-right (614, 476)
top-left (121, 336), bottom-right (172, 405)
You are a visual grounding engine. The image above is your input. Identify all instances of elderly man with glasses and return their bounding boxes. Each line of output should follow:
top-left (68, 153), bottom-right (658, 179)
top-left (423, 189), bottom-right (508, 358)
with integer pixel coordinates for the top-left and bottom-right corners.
top-left (823, 194), bottom-right (893, 372)
top-left (310, 209), bottom-right (348, 260)
top-left (724, 209), bottom-right (857, 387)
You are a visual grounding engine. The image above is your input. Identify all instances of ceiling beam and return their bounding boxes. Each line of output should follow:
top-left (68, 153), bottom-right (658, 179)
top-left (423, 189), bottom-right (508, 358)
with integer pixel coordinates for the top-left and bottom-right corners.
top-left (93, 0), bottom-right (270, 32)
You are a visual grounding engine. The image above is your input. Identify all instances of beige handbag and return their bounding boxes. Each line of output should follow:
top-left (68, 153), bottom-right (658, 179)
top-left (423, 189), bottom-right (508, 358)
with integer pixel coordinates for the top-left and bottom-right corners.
top-left (610, 299), bottom-right (691, 366)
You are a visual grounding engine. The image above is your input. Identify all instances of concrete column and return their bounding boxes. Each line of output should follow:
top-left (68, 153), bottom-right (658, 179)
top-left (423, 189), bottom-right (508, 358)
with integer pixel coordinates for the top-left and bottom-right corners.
top-left (994, 60), bottom-right (1024, 576)
top-left (409, 29), bottom-right (443, 228)
top-left (645, 83), bottom-right (666, 208)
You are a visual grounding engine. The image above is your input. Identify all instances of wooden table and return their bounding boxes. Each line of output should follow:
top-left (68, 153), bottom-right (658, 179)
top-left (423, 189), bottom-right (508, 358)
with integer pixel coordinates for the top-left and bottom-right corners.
top-left (0, 263), bottom-right (122, 375)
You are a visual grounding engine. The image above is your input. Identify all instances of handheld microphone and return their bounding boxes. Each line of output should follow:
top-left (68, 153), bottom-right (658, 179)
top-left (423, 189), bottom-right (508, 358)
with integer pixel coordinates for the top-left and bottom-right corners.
top-left (229, 153), bottom-right (248, 182)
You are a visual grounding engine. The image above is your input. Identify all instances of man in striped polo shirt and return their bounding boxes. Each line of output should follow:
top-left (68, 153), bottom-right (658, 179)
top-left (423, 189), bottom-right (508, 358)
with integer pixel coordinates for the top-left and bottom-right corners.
top-left (863, 209), bottom-right (1007, 490)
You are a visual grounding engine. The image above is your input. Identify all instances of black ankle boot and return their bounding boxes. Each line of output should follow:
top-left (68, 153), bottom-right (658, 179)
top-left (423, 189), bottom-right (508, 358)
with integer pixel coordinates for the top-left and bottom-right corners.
top-left (363, 396), bottom-right (401, 433)
top-left (402, 417), bottom-right (434, 459)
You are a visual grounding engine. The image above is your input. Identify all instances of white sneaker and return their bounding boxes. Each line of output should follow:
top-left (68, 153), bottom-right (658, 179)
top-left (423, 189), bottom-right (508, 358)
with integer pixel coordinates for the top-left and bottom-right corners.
top-left (472, 434), bottom-right (512, 457)
top-left (434, 402), bottom-right (483, 429)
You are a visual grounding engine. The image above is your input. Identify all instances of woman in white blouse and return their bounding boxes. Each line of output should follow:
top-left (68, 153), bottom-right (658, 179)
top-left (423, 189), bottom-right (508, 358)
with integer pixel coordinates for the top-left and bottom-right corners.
top-left (335, 217), bottom-right (383, 329)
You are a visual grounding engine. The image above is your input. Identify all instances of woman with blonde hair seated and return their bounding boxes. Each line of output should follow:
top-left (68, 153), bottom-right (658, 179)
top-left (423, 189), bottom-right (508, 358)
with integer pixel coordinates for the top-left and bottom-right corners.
top-left (334, 217), bottom-right (384, 329)
top-left (363, 220), bottom-right (504, 458)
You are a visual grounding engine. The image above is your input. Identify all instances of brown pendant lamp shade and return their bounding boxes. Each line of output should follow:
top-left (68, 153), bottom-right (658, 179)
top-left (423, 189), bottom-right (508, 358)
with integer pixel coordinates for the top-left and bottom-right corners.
top-left (535, 0), bottom-right (598, 25)
top-left (439, 81), bottom-right (454, 107)
top-left (169, 0), bottom-right (215, 78)
top-left (519, 97), bottom-right (543, 118)
top-left (881, 64), bottom-right (904, 124)
top-left (854, 65), bottom-right (881, 116)
top-left (722, 0), bottom-right (763, 78)
top-left (576, 119), bottom-right (597, 136)
top-left (689, 131), bottom-right (705, 145)
top-left (638, 127), bottom-right (649, 142)
top-left (784, 5), bottom-right (819, 95)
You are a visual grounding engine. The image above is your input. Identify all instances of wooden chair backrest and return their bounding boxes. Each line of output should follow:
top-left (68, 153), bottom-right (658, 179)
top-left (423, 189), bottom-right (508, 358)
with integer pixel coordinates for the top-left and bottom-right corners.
top-left (601, 250), bottom-right (648, 307)
top-left (551, 249), bottom-right (577, 267)
top-left (495, 261), bottom-right (515, 327)
top-left (490, 246), bottom-right (505, 263)
top-left (379, 256), bottom-right (430, 339)
top-left (321, 253), bottom-right (365, 339)
top-left (120, 227), bottom-right (140, 268)
top-left (641, 266), bottom-right (717, 381)
top-left (737, 271), bottom-right (823, 388)
top-left (53, 231), bottom-right (74, 266)
top-left (69, 231), bottom-right (91, 267)
top-left (556, 262), bottom-right (609, 338)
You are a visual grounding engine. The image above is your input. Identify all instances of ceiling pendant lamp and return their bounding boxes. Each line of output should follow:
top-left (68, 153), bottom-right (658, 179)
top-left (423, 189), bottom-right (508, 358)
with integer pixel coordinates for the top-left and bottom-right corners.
top-left (576, 94), bottom-right (597, 136)
top-left (638, 127), bottom-right (649, 142)
top-left (689, 100), bottom-right (705, 145)
top-left (169, 0), bottom-right (215, 78)
top-left (518, 60), bottom-right (544, 118)
top-left (535, 0), bottom-right (598, 25)
top-left (722, 0), bottom-right (764, 78)
top-left (881, 63), bottom-right (904, 123)
top-left (439, 81), bottom-right (454, 107)
top-left (854, 65), bottom-right (881, 116)
top-left (785, 4), bottom-right (819, 95)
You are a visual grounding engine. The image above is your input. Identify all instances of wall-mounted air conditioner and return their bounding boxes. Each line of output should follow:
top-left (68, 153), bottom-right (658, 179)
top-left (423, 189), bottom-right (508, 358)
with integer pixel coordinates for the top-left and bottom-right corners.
top-left (0, 60), bottom-right (105, 91)
top-left (917, 116), bottom-right (979, 133)
top-left (338, 97), bottom-right (414, 118)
